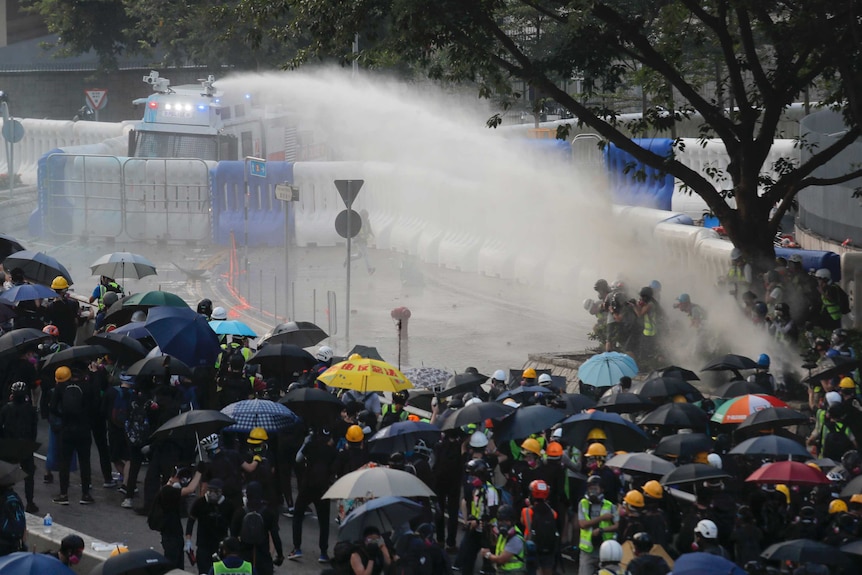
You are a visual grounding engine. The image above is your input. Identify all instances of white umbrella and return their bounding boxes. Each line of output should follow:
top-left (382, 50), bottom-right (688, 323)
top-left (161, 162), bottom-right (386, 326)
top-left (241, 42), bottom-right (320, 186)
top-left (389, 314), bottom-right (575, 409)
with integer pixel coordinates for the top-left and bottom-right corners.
top-left (323, 466), bottom-right (435, 500)
top-left (90, 252), bottom-right (157, 285)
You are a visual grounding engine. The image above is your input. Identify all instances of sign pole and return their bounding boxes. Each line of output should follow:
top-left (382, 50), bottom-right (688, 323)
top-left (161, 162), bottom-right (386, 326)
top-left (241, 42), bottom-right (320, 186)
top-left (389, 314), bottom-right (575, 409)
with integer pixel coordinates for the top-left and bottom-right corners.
top-left (284, 198), bottom-right (290, 321)
top-left (346, 182), bottom-right (352, 347)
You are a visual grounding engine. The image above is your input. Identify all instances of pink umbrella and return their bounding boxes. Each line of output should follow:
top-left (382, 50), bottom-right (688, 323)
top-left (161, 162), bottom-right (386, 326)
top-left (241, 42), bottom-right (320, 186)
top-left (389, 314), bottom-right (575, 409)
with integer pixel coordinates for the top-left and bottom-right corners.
top-left (745, 460), bottom-right (829, 486)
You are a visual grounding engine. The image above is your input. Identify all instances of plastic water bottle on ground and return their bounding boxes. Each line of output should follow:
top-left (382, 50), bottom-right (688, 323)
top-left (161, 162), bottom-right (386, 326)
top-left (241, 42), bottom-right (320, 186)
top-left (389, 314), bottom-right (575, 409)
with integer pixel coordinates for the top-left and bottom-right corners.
top-left (43, 513), bottom-right (53, 534)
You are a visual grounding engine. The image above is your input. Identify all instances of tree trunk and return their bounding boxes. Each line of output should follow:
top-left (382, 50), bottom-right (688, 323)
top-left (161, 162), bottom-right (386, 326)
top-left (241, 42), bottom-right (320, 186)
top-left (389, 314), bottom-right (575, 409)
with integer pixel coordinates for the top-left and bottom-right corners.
top-left (721, 209), bottom-right (777, 281)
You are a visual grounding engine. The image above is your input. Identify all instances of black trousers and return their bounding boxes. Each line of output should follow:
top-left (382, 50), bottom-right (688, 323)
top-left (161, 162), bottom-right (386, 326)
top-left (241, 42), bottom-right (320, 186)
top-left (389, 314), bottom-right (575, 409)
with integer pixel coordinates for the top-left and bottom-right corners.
top-left (91, 416), bottom-right (113, 482)
top-left (455, 527), bottom-right (492, 575)
top-left (59, 427), bottom-right (92, 496)
top-left (435, 480), bottom-right (461, 547)
top-left (20, 456), bottom-right (34, 504)
top-left (291, 489), bottom-right (330, 554)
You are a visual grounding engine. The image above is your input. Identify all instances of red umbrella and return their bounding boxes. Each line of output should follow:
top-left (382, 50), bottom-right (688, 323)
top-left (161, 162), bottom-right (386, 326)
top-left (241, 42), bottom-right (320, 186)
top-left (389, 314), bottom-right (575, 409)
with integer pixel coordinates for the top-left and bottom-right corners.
top-left (745, 460), bottom-right (829, 486)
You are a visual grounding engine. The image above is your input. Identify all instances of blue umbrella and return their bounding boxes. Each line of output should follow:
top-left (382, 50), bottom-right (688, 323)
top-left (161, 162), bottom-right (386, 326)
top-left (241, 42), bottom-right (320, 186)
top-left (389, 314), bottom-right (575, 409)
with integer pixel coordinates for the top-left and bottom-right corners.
top-left (557, 410), bottom-right (649, 451)
top-left (577, 352), bottom-right (638, 387)
top-left (221, 399), bottom-right (299, 433)
top-left (339, 496), bottom-right (424, 542)
top-left (210, 319), bottom-right (257, 337)
top-left (368, 420), bottom-right (442, 454)
top-left (0, 552), bottom-right (76, 575)
top-left (0, 283), bottom-right (59, 303)
top-left (110, 322), bottom-right (152, 340)
top-left (2, 250), bottom-right (72, 286)
top-left (671, 552), bottom-right (746, 575)
top-left (144, 305), bottom-right (221, 367)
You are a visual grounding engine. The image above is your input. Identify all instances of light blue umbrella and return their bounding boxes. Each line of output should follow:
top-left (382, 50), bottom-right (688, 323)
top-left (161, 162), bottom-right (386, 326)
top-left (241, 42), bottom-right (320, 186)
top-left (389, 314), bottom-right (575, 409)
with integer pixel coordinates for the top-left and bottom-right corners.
top-left (577, 351), bottom-right (638, 387)
top-left (209, 319), bottom-right (257, 338)
top-left (0, 552), bottom-right (76, 575)
top-left (0, 283), bottom-right (58, 303)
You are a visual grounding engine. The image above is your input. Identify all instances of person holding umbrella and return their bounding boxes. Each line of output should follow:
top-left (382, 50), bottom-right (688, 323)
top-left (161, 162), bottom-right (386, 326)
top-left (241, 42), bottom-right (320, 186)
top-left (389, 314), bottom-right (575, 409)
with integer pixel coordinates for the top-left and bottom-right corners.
top-left (89, 275), bottom-right (123, 313)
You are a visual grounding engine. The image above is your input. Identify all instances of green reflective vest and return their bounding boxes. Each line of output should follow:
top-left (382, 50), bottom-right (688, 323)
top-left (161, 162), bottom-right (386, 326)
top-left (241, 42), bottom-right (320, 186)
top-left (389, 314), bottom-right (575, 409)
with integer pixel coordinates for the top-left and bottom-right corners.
top-left (822, 294), bottom-right (842, 321)
top-left (643, 309), bottom-right (656, 337)
top-left (213, 560), bottom-right (253, 575)
top-left (579, 498), bottom-right (615, 553)
top-left (495, 526), bottom-right (526, 572)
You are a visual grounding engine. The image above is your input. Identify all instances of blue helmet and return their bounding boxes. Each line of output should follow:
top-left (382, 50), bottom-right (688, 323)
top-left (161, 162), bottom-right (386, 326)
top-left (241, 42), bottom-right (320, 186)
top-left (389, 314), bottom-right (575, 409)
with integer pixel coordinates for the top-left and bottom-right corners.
top-left (757, 354), bottom-right (770, 368)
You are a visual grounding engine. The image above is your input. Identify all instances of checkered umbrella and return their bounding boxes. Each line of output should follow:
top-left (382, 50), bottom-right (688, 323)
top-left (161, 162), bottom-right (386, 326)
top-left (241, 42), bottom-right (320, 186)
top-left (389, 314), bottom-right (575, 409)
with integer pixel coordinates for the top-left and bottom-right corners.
top-left (220, 399), bottom-right (299, 433)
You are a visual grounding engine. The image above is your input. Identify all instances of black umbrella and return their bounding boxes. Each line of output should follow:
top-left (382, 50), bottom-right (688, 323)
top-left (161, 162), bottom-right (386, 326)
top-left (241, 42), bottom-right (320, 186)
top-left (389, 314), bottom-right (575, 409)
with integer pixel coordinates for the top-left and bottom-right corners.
top-left (702, 354), bottom-right (759, 379)
top-left (0, 327), bottom-right (52, 355)
top-left (648, 365), bottom-right (700, 381)
top-left (0, 438), bottom-right (41, 464)
top-left (557, 410), bottom-right (650, 451)
top-left (840, 539), bottom-right (862, 557)
top-left (637, 377), bottom-right (704, 402)
top-left (596, 392), bottom-right (654, 414)
top-left (41, 344), bottom-right (110, 372)
top-left (0, 233), bottom-right (25, 262)
top-left (712, 379), bottom-right (769, 398)
top-left (0, 302), bottom-right (15, 323)
top-left (654, 432), bottom-right (714, 458)
top-left (728, 435), bottom-right (811, 458)
top-left (438, 401), bottom-right (514, 430)
top-left (279, 387), bottom-right (345, 426)
top-left (639, 402), bottom-right (709, 430)
top-left (605, 452), bottom-right (676, 476)
top-left (338, 496), bottom-right (424, 543)
top-left (493, 405), bottom-right (566, 442)
top-left (496, 386), bottom-right (554, 403)
top-left (406, 389), bottom-right (435, 413)
top-left (247, 343), bottom-right (316, 378)
top-left (349, 344), bottom-right (384, 361)
top-left (368, 421), bottom-right (442, 454)
top-left (438, 372), bottom-right (489, 399)
top-left (260, 321), bottom-right (329, 347)
top-left (735, 407), bottom-right (808, 434)
top-left (0, 459), bottom-right (29, 486)
top-left (2, 250), bottom-right (72, 286)
top-left (661, 463), bottom-right (731, 486)
top-left (88, 548), bottom-right (174, 575)
top-left (761, 539), bottom-right (848, 566)
top-left (127, 354), bottom-right (193, 379)
top-left (150, 409), bottom-right (236, 441)
top-left (803, 355), bottom-right (862, 384)
top-left (86, 332), bottom-right (150, 365)
top-left (840, 474), bottom-right (862, 497)
top-left (555, 393), bottom-right (597, 415)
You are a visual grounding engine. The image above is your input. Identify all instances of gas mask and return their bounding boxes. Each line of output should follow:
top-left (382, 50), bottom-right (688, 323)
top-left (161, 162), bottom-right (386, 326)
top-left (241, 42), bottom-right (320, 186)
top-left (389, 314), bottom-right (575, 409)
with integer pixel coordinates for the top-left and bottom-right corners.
top-left (586, 457), bottom-right (601, 471)
top-left (206, 490), bottom-right (223, 504)
top-left (364, 536), bottom-right (381, 555)
top-left (525, 454), bottom-right (538, 469)
top-left (67, 550), bottom-right (83, 565)
top-left (587, 485), bottom-right (603, 503)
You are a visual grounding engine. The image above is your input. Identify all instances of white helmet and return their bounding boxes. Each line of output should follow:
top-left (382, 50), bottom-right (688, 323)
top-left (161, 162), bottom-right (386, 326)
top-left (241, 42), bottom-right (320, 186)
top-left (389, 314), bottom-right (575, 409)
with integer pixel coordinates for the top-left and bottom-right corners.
top-left (552, 427), bottom-right (563, 439)
top-left (694, 519), bottom-right (718, 539)
top-left (707, 453), bottom-right (723, 469)
top-left (826, 391), bottom-right (843, 406)
top-left (538, 373), bottom-right (552, 385)
top-left (815, 268), bottom-right (832, 281)
top-left (130, 310), bottom-right (147, 323)
top-left (465, 397), bottom-right (482, 407)
top-left (599, 540), bottom-right (622, 563)
top-left (493, 370), bottom-right (506, 382)
top-left (211, 306), bottom-right (228, 320)
top-left (731, 248), bottom-right (742, 260)
top-left (469, 431), bottom-right (489, 448)
top-left (317, 345), bottom-right (334, 362)
top-left (583, 298), bottom-right (594, 311)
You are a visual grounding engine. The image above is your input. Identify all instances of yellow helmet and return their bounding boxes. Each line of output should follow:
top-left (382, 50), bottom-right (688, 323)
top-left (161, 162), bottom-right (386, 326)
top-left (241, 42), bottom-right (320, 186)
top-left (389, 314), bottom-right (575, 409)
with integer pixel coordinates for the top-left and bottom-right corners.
top-left (587, 428), bottom-right (607, 441)
top-left (51, 276), bottom-right (69, 290)
top-left (829, 499), bottom-right (848, 514)
top-left (851, 494), bottom-right (862, 505)
top-left (349, 353), bottom-right (363, 361)
top-left (247, 427), bottom-right (268, 444)
top-left (55, 366), bottom-right (72, 383)
top-left (346, 424), bottom-right (365, 443)
top-left (693, 451), bottom-right (709, 465)
top-left (521, 438), bottom-right (542, 456)
top-left (806, 462), bottom-right (822, 472)
top-left (624, 490), bottom-right (645, 508)
top-left (840, 377), bottom-right (856, 390)
top-left (110, 545), bottom-right (129, 556)
top-left (672, 395), bottom-right (687, 403)
top-left (586, 443), bottom-right (608, 457)
top-left (775, 484), bottom-right (790, 505)
top-left (523, 368), bottom-right (537, 379)
top-left (642, 480), bottom-right (663, 499)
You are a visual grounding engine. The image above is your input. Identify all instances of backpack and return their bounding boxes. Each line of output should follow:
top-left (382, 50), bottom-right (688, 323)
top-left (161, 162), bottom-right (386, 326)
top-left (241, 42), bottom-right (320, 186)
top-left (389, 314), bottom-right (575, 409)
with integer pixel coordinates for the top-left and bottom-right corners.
top-left (147, 501), bottom-right (165, 531)
top-left (240, 508), bottom-right (268, 545)
top-left (528, 502), bottom-right (558, 555)
top-left (217, 345), bottom-right (245, 381)
top-left (394, 535), bottom-right (434, 575)
top-left (61, 381), bottom-right (84, 417)
top-left (110, 386), bottom-right (131, 428)
top-left (823, 421), bottom-right (854, 460)
top-left (125, 400), bottom-right (151, 448)
top-left (0, 490), bottom-right (26, 541)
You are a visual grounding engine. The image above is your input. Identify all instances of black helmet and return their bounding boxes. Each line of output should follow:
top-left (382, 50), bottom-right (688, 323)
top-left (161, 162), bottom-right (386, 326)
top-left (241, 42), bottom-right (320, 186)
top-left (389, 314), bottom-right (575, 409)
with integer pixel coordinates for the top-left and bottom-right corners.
top-left (594, 279), bottom-right (609, 292)
top-left (394, 391), bottom-right (409, 404)
top-left (775, 302), bottom-right (790, 315)
top-left (832, 328), bottom-right (848, 345)
top-left (388, 452), bottom-right (405, 469)
top-left (587, 474), bottom-right (603, 486)
top-left (465, 458), bottom-right (490, 478)
top-left (639, 286), bottom-right (654, 300)
top-left (497, 504), bottom-right (516, 522)
top-left (632, 532), bottom-right (652, 553)
top-left (842, 450), bottom-right (861, 472)
top-left (197, 298), bottom-right (213, 316)
top-left (754, 302), bottom-right (768, 317)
